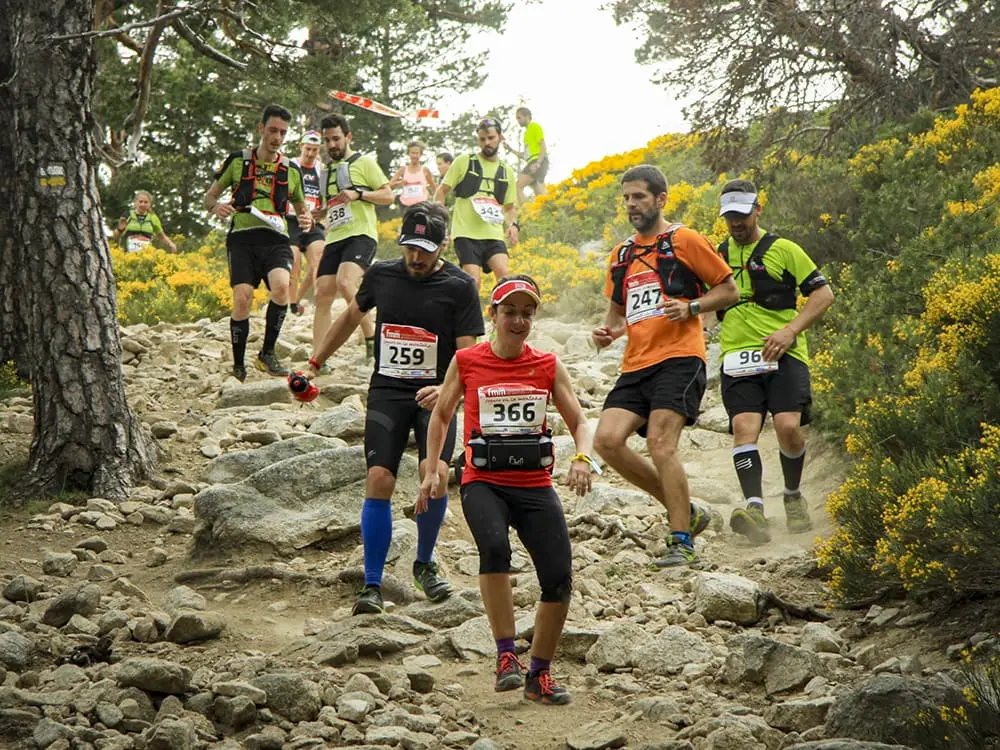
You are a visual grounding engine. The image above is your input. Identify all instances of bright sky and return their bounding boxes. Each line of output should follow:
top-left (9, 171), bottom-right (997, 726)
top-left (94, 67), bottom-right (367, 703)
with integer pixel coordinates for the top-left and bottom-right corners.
top-left (446, 0), bottom-right (689, 183)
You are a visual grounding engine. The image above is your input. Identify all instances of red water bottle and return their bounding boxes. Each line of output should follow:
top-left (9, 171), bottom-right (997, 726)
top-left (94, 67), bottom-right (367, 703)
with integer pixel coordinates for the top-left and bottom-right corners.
top-left (288, 371), bottom-right (320, 403)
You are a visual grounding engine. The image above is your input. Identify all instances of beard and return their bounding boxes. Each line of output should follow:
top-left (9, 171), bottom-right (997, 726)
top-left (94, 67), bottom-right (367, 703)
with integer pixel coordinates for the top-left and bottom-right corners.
top-left (629, 208), bottom-right (660, 234)
top-left (480, 145), bottom-right (498, 158)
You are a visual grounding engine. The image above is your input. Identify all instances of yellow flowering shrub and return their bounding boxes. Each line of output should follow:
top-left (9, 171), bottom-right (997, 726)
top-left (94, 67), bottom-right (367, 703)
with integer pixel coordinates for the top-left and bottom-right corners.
top-left (112, 239), bottom-right (262, 326)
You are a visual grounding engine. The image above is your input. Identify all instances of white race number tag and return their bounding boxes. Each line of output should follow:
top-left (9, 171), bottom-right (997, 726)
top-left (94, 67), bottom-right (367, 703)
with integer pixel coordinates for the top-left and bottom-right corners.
top-left (378, 324), bottom-right (438, 379)
top-left (126, 236), bottom-right (151, 253)
top-left (723, 349), bottom-right (779, 377)
top-left (478, 384), bottom-right (548, 436)
top-left (249, 206), bottom-right (286, 233)
top-left (401, 184), bottom-right (425, 202)
top-left (625, 270), bottom-right (665, 325)
top-left (327, 201), bottom-right (354, 229)
top-left (471, 196), bottom-right (504, 225)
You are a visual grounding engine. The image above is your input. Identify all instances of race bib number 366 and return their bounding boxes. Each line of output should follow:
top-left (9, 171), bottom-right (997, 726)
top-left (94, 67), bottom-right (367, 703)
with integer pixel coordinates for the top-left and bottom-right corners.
top-left (478, 384), bottom-right (548, 436)
top-left (723, 349), bottom-right (779, 377)
top-left (379, 324), bottom-right (438, 379)
top-left (625, 270), bottom-right (665, 325)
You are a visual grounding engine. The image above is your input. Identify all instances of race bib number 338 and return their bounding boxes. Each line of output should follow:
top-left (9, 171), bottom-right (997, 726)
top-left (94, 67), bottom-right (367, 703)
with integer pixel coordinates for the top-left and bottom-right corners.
top-left (327, 201), bottom-right (354, 229)
top-left (478, 384), bottom-right (548, 435)
top-left (378, 324), bottom-right (438, 379)
top-left (723, 349), bottom-right (779, 377)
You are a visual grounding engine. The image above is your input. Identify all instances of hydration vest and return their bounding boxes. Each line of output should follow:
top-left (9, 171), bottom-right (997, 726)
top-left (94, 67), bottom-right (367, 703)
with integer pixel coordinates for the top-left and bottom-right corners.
top-left (324, 152), bottom-right (372, 200)
top-left (453, 154), bottom-right (509, 203)
top-left (225, 148), bottom-right (290, 214)
top-left (717, 233), bottom-right (797, 320)
top-left (609, 225), bottom-right (705, 307)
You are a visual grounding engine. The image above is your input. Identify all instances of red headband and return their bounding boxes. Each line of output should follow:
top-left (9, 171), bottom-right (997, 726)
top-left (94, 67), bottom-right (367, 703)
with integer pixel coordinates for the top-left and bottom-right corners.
top-left (491, 280), bottom-right (541, 306)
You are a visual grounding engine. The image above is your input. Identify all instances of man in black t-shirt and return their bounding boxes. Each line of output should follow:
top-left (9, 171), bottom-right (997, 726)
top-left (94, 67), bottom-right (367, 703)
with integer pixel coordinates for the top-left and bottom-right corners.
top-left (308, 202), bottom-right (484, 615)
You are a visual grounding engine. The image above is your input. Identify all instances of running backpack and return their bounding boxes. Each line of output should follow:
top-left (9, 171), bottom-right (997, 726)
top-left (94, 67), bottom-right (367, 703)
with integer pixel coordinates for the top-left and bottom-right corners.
top-left (221, 148), bottom-right (290, 214)
top-left (609, 225), bottom-right (705, 307)
top-left (453, 154), bottom-right (509, 203)
top-left (324, 152), bottom-right (372, 199)
top-left (716, 233), bottom-right (796, 320)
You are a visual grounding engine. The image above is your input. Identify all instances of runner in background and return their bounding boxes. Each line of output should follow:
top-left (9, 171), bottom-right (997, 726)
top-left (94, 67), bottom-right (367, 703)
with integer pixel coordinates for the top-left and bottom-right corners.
top-left (390, 141), bottom-right (437, 208)
top-left (113, 190), bottom-right (177, 253)
top-left (287, 130), bottom-right (327, 315)
top-left (507, 107), bottom-right (548, 204)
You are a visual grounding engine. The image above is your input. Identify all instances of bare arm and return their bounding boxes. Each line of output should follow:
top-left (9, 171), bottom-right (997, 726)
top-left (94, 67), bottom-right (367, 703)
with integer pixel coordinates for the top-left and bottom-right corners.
top-left (424, 167), bottom-right (437, 195)
top-left (389, 167), bottom-right (405, 189)
top-left (551, 358), bottom-right (595, 496)
top-left (414, 335), bottom-right (479, 411)
top-left (762, 284), bottom-right (835, 361)
top-left (537, 138), bottom-right (548, 161)
top-left (417, 358), bottom-right (464, 508)
top-left (292, 199), bottom-right (313, 232)
top-left (307, 300), bottom-right (365, 374)
top-left (155, 232), bottom-right (177, 253)
top-left (353, 183), bottom-right (394, 207)
top-left (504, 203), bottom-right (519, 246)
top-left (433, 183), bottom-right (451, 204)
top-left (204, 181), bottom-right (235, 219)
top-left (592, 301), bottom-right (627, 349)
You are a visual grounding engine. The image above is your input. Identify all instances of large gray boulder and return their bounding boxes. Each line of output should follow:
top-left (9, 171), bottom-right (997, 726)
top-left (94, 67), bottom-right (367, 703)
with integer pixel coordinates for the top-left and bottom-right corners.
top-left (694, 572), bottom-right (761, 625)
top-left (824, 674), bottom-right (966, 748)
top-left (194, 447), bottom-right (416, 553)
top-left (202, 435), bottom-right (346, 484)
top-left (723, 634), bottom-right (826, 695)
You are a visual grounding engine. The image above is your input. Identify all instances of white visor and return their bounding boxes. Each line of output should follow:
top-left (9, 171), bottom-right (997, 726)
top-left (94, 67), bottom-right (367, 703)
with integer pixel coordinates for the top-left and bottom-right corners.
top-left (719, 191), bottom-right (757, 216)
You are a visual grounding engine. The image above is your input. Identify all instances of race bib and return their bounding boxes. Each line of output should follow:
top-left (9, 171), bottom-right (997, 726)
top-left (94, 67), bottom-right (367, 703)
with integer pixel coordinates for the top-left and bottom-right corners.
top-left (401, 184), bottom-right (425, 202)
top-left (126, 236), bottom-right (151, 253)
top-left (327, 201), bottom-right (354, 229)
top-left (723, 349), bottom-right (779, 377)
top-left (625, 270), bottom-right (665, 325)
top-left (478, 384), bottom-right (548, 436)
top-left (378, 324), bottom-right (438, 379)
top-left (248, 206), bottom-right (285, 233)
top-left (304, 194), bottom-right (322, 211)
top-left (471, 196), bottom-right (504, 225)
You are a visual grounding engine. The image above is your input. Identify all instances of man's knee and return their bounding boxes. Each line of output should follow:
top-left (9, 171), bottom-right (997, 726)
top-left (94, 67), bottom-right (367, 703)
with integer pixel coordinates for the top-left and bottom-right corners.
top-left (365, 466), bottom-right (396, 498)
top-left (646, 431), bottom-right (679, 463)
top-left (314, 276), bottom-right (337, 303)
top-left (540, 574), bottom-right (573, 603)
top-left (594, 421), bottom-right (626, 460)
top-left (773, 413), bottom-right (804, 445)
top-left (336, 274), bottom-right (360, 300)
top-left (232, 285), bottom-right (254, 315)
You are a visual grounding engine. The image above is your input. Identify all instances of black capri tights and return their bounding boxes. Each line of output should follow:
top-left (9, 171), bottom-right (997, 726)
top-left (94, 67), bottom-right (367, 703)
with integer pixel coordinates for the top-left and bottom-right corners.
top-left (460, 481), bottom-right (573, 603)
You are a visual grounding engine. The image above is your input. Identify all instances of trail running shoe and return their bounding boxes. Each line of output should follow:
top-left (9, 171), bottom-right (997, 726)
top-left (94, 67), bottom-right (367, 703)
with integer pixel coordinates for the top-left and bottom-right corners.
top-left (232, 364), bottom-right (247, 383)
top-left (689, 501), bottom-right (711, 539)
top-left (413, 560), bottom-right (453, 602)
top-left (654, 536), bottom-right (698, 568)
top-left (495, 652), bottom-right (525, 692)
top-left (784, 492), bottom-right (814, 534)
top-left (524, 670), bottom-right (571, 705)
top-left (352, 585), bottom-right (384, 615)
top-left (730, 504), bottom-right (772, 544)
top-left (255, 350), bottom-right (288, 377)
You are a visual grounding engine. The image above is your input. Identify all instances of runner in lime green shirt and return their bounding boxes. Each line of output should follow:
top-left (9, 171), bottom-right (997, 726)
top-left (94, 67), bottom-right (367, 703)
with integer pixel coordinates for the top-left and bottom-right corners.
top-left (315, 113), bottom-right (394, 360)
top-left (715, 178), bottom-right (834, 545)
top-left (434, 118), bottom-right (519, 291)
top-left (113, 190), bottom-right (177, 253)
top-left (510, 107), bottom-right (549, 203)
top-left (203, 104), bottom-right (314, 382)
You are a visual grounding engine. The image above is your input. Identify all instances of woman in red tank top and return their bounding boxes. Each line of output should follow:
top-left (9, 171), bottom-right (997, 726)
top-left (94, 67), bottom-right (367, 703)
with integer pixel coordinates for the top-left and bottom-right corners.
top-left (418, 275), bottom-right (600, 706)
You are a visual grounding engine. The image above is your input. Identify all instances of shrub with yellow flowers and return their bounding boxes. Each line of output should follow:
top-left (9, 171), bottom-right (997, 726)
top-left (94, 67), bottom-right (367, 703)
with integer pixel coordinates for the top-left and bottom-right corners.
top-left (111, 236), bottom-right (266, 326)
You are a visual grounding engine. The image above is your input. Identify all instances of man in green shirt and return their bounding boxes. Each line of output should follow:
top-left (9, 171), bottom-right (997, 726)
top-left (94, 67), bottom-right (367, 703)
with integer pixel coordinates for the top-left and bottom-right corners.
top-left (316, 114), bottom-right (394, 360)
top-left (204, 104), bottom-right (313, 382)
top-left (510, 107), bottom-right (548, 204)
top-left (715, 179), bottom-right (834, 544)
top-left (434, 119), bottom-right (519, 291)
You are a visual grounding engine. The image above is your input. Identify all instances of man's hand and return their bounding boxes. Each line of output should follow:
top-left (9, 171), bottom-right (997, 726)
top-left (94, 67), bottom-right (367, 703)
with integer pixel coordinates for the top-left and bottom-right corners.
top-left (415, 385), bottom-right (440, 411)
top-left (762, 326), bottom-right (796, 361)
top-left (298, 211), bottom-right (313, 232)
top-left (211, 202), bottom-right (236, 219)
top-left (506, 224), bottom-right (520, 246)
top-left (592, 325), bottom-right (617, 350)
top-left (658, 297), bottom-right (692, 322)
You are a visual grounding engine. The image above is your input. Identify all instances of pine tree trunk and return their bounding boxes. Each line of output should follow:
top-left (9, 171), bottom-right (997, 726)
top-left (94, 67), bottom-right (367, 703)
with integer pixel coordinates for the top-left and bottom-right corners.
top-left (0, 0), bottom-right (156, 500)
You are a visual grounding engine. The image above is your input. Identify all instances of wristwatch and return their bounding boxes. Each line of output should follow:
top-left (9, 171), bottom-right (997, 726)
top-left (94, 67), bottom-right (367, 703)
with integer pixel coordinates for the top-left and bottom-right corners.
top-left (353, 188), bottom-right (364, 201)
top-left (688, 299), bottom-right (702, 316)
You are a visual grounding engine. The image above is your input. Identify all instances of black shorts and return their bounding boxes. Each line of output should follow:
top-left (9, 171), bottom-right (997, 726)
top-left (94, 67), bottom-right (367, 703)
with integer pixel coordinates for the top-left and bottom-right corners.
top-left (317, 235), bottom-right (377, 278)
top-left (453, 238), bottom-right (507, 273)
top-left (603, 356), bottom-right (707, 435)
top-left (521, 157), bottom-right (549, 184)
top-left (289, 216), bottom-right (325, 250)
top-left (720, 354), bottom-right (812, 431)
top-left (460, 481), bottom-right (572, 601)
top-left (364, 386), bottom-right (457, 474)
top-left (226, 229), bottom-right (294, 289)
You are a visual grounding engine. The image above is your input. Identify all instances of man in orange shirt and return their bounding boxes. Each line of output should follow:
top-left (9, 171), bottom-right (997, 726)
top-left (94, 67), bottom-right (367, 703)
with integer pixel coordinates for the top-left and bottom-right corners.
top-left (592, 165), bottom-right (739, 567)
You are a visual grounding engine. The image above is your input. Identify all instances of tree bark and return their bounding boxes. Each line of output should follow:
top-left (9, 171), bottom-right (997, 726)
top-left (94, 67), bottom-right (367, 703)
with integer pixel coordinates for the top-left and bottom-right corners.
top-left (0, 0), bottom-right (156, 500)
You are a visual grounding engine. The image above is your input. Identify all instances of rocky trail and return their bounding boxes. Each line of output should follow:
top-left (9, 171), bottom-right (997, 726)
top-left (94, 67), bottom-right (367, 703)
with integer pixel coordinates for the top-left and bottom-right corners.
top-left (0, 305), bottom-right (994, 750)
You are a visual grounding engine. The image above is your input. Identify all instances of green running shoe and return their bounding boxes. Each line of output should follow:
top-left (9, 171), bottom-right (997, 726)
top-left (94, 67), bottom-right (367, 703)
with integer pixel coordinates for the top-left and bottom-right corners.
top-left (730, 504), bottom-right (772, 544)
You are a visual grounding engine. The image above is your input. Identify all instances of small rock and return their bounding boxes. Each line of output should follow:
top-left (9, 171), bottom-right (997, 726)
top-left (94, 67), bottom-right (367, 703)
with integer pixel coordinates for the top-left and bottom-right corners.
top-left (42, 552), bottom-right (79, 578)
top-left (165, 611), bottom-right (226, 643)
top-left (566, 721), bottom-right (627, 750)
top-left (3, 575), bottom-right (43, 603)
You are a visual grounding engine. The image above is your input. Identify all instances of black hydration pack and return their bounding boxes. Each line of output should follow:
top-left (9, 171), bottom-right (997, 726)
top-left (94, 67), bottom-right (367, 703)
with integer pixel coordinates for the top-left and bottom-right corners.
top-left (716, 233), bottom-right (797, 321)
top-left (467, 430), bottom-right (554, 471)
top-left (609, 225), bottom-right (705, 307)
top-left (222, 148), bottom-right (290, 214)
top-left (453, 154), bottom-right (509, 203)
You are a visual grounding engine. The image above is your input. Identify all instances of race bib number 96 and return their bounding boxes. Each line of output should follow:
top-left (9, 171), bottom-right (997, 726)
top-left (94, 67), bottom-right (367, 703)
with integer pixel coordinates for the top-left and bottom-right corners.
top-left (723, 349), bottom-right (779, 377)
top-left (625, 270), bottom-right (665, 325)
top-left (378, 324), bottom-right (438, 379)
top-left (478, 384), bottom-right (548, 436)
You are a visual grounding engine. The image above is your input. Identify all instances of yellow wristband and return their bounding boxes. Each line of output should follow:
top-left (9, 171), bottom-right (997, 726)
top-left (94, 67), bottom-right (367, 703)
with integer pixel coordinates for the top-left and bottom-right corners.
top-left (571, 453), bottom-right (603, 476)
